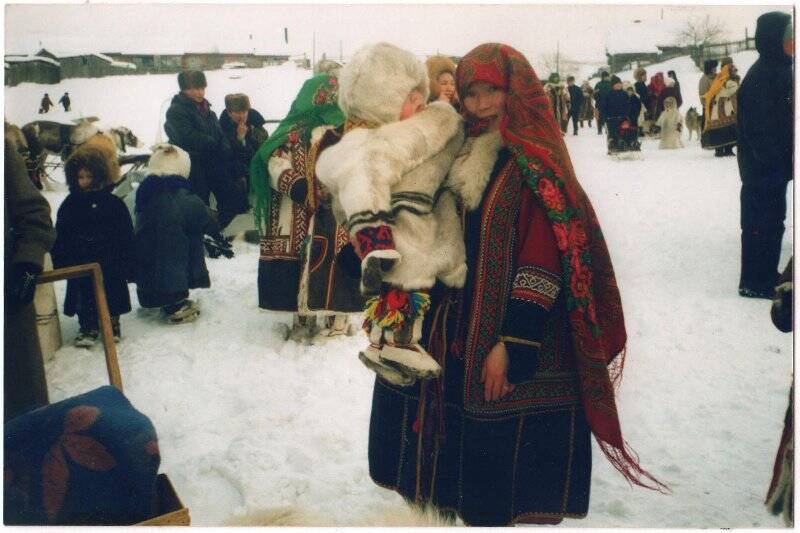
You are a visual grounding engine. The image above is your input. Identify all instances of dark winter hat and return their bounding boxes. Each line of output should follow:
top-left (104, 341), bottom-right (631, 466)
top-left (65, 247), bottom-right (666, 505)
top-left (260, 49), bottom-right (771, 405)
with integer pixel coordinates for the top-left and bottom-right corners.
top-left (567, 75), bottom-right (575, 82)
top-left (755, 11), bottom-right (792, 60)
top-left (224, 93), bottom-right (250, 112)
top-left (548, 72), bottom-right (561, 84)
top-left (703, 59), bottom-right (718, 74)
top-left (610, 75), bottom-right (622, 86)
top-left (720, 56), bottom-right (733, 66)
top-left (178, 70), bottom-right (207, 90)
top-left (601, 71), bottom-right (609, 78)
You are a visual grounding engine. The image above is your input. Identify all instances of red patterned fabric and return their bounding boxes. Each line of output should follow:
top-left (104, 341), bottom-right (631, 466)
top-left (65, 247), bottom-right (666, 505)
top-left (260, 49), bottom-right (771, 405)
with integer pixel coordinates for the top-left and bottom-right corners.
top-left (456, 43), bottom-right (666, 492)
top-left (648, 73), bottom-right (667, 99)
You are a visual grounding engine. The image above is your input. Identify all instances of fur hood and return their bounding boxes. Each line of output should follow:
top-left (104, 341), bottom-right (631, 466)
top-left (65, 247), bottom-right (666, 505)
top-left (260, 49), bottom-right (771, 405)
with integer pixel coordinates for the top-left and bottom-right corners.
top-left (447, 130), bottom-right (504, 210)
top-left (426, 55), bottom-right (457, 100)
top-left (64, 144), bottom-right (117, 191)
top-left (145, 143), bottom-right (191, 178)
top-left (338, 42), bottom-right (429, 124)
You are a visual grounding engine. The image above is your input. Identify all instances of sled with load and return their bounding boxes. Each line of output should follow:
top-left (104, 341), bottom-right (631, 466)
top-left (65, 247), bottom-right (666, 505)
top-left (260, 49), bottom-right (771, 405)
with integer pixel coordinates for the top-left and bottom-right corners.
top-left (605, 117), bottom-right (642, 160)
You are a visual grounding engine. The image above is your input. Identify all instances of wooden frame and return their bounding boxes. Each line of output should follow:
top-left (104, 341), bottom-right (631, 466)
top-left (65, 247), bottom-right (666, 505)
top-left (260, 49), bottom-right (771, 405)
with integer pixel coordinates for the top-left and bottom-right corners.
top-left (36, 263), bottom-right (123, 391)
top-left (35, 263), bottom-right (191, 525)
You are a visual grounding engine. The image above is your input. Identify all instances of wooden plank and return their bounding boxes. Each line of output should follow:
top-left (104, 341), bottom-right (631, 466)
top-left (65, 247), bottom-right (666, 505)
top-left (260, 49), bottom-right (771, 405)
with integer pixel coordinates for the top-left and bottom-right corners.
top-left (36, 263), bottom-right (123, 391)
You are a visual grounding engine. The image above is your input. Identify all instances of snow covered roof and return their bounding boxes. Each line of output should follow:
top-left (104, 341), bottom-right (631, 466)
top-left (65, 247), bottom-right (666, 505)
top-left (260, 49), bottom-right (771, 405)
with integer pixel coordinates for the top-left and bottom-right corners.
top-left (4, 54), bottom-right (60, 66)
top-left (605, 17), bottom-right (686, 54)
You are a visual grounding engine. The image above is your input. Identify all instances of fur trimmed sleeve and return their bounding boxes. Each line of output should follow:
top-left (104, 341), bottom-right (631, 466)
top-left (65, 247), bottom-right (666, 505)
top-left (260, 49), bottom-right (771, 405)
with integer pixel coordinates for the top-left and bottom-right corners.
top-left (267, 144), bottom-right (307, 205)
top-left (501, 188), bottom-right (563, 384)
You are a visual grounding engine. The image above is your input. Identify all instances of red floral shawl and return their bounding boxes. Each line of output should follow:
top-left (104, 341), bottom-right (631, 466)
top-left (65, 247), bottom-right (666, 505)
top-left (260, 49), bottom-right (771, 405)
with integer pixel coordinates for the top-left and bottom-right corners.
top-left (455, 43), bottom-right (667, 492)
top-left (648, 72), bottom-right (667, 98)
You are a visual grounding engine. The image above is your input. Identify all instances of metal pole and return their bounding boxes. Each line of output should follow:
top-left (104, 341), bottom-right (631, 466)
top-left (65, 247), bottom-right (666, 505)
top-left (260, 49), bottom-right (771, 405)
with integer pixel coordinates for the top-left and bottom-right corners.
top-left (312, 31), bottom-right (316, 70)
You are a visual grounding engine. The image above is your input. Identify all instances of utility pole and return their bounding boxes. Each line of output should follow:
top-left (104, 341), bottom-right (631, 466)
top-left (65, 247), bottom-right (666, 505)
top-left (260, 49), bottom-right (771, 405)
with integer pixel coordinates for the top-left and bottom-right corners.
top-left (556, 40), bottom-right (560, 74)
top-left (339, 40), bottom-right (343, 62)
top-left (312, 31), bottom-right (316, 70)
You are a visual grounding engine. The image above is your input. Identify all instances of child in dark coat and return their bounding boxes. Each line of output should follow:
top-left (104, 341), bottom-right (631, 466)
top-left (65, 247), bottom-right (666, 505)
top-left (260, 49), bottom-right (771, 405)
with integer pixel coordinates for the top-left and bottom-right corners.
top-left (134, 143), bottom-right (227, 323)
top-left (51, 145), bottom-right (136, 347)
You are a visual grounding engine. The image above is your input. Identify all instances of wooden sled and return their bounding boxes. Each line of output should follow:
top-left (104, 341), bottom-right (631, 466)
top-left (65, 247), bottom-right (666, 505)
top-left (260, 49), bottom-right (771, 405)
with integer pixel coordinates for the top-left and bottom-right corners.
top-left (35, 263), bottom-right (190, 526)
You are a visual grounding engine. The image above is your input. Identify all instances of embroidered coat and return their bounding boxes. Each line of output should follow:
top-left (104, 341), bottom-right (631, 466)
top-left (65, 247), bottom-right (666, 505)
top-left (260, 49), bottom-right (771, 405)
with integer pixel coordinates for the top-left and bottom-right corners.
top-left (369, 147), bottom-right (591, 526)
top-left (257, 126), bottom-right (363, 314)
top-left (702, 80), bottom-right (739, 149)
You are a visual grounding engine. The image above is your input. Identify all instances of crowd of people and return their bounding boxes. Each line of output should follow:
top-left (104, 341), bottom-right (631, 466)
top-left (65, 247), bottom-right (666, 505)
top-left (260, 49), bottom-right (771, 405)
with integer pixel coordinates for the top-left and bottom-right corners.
top-left (3, 10), bottom-right (793, 527)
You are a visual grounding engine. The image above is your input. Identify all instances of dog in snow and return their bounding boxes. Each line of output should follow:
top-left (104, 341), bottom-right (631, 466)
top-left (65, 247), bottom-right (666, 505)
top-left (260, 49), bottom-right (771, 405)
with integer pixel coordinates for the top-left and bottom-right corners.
top-left (684, 107), bottom-right (701, 141)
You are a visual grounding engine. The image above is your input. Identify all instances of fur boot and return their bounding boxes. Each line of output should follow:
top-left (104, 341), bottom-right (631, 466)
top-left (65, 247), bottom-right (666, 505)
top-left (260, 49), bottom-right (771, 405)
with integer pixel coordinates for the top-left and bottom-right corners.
top-left (380, 317), bottom-right (441, 379)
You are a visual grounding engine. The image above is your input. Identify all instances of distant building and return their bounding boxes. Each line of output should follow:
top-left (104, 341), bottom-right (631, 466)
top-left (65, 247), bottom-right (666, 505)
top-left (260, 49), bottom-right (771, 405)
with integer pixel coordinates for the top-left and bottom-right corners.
top-left (4, 55), bottom-right (61, 86)
top-left (52, 52), bottom-right (137, 79)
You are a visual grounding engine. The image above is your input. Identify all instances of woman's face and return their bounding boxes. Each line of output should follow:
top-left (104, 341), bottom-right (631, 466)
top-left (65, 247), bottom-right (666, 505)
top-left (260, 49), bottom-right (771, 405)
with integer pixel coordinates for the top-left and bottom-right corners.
top-left (462, 81), bottom-right (506, 125)
top-left (437, 72), bottom-right (457, 101)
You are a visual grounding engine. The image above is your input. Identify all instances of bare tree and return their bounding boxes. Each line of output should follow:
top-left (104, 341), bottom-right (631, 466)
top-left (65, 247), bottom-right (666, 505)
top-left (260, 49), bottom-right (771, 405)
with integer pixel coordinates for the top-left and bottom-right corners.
top-left (675, 15), bottom-right (726, 46)
top-left (538, 51), bottom-right (560, 76)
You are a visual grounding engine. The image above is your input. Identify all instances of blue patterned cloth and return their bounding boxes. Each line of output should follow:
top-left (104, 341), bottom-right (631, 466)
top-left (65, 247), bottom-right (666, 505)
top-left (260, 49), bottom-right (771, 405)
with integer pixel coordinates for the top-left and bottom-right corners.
top-left (4, 386), bottom-right (161, 525)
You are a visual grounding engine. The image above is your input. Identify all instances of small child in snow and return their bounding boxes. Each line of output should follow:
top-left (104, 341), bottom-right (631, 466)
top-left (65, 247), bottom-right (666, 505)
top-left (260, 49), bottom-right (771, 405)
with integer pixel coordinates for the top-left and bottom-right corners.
top-left (316, 42), bottom-right (466, 385)
top-left (656, 96), bottom-right (684, 149)
top-left (51, 144), bottom-right (136, 347)
top-left (134, 143), bottom-right (229, 323)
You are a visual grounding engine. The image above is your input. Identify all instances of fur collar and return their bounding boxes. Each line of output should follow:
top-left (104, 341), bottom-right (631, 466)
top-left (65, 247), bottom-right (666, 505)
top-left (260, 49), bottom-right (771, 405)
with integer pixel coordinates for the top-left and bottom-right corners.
top-left (446, 130), bottom-right (503, 210)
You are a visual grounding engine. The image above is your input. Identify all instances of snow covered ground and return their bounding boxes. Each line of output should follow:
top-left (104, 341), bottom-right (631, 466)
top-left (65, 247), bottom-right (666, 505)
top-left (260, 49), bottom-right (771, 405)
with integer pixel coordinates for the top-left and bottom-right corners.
top-left (6, 58), bottom-right (793, 527)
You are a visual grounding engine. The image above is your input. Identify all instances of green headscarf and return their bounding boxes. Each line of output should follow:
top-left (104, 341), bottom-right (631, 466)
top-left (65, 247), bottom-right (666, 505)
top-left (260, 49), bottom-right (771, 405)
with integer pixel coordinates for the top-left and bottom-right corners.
top-left (250, 74), bottom-right (345, 235)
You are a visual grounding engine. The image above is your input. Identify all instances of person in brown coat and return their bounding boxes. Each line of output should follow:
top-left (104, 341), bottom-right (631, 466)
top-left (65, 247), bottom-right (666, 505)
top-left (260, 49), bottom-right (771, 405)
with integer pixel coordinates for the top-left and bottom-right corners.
top-left (4, 140), bottom-right (56, 420)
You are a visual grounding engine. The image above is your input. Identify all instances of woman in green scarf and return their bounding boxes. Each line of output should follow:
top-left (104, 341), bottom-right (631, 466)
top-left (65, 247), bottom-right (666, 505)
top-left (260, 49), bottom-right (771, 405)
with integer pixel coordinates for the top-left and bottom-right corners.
top-left (250, 74), bottom-right (363, 341)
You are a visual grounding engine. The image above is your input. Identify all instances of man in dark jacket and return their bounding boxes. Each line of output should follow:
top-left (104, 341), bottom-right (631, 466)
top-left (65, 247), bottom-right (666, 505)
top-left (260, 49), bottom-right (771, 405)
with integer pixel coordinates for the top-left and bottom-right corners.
top-left (38, 93), bottom-right (53, 114)
top-left (736, 11), bottom-right (793, 299)
top-left (593, 71), bottom-right (612, 134)
top-left (164, 70), bottom-right (247, 231)
top-left (58, 92), bottom-right (71, 112)
top-left (566, 76), bottom-right (584, 135)
top-left (4, 142), bottom-right (56, 420)
top-left (218, 93), bottom-right (269, 197)
top-left (602, 76), bottom-right (631, 150)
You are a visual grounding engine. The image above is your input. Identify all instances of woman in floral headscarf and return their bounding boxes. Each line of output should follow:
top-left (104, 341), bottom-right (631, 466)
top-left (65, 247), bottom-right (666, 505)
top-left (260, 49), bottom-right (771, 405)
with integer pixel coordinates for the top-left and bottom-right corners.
top-left (367, 43), bottom-right (666, 526)
top-left (648, 72), bottom-right (667, 120)
top-left (251, 74), bottom-right (363, 340)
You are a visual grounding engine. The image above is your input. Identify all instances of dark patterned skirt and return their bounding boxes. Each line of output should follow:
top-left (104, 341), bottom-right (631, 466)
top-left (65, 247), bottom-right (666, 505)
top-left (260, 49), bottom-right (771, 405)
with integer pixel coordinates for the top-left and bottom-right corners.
top-left (368, 376), bottom-right (592, 526)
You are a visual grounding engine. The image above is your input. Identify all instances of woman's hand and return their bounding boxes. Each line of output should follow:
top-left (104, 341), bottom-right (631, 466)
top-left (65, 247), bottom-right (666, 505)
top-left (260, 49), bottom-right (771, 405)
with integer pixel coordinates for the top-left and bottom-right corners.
top-left (480, 342), bottom-right (515, 401)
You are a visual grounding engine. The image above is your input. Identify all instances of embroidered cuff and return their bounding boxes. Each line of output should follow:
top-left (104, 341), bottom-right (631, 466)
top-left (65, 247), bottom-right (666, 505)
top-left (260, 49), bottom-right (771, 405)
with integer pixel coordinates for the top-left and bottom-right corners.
top-left (510, 265), bottom-right (561, 311)
top-left (277, 168), bottom-right (305, 198)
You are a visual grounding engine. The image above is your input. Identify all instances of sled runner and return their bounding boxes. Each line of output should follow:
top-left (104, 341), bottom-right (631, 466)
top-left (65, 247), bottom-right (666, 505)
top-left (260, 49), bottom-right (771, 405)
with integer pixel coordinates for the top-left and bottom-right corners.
top-left (29, 264), bottom-right (191, 526)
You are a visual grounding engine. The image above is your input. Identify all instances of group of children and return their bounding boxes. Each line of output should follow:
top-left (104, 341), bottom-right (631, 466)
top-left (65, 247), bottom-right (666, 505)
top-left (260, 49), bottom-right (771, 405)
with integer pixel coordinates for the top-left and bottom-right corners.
top-left (52, 137), bottom-right (223, 347)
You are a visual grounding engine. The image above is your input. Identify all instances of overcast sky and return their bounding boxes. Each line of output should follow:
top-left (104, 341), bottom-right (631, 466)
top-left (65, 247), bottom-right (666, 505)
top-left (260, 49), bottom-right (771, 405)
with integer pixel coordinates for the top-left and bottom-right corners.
top-left (4, 3), bottom-right (792, 65)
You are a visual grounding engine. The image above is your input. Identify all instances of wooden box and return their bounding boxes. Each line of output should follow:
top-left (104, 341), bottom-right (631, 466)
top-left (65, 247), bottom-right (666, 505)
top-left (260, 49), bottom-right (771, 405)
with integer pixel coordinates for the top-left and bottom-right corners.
top-left (136, 474), bottom-right (191, 526)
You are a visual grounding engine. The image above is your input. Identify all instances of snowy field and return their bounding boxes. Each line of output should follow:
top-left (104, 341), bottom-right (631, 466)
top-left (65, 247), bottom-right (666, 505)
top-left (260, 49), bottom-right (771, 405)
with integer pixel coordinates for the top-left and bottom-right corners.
top-left (5, 56), bottom-right (793, 527)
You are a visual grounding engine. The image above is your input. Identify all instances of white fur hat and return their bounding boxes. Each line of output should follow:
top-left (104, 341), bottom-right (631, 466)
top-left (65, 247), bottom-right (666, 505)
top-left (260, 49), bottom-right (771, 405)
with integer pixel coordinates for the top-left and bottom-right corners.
top-left (70, 121), bottom-right (100, 145)
top-left (666, 78), bottom-right (676, 88)
top-left (146, 143), bottom-right (191, 178)
top-left (338, 42), bottom-right (429, 124)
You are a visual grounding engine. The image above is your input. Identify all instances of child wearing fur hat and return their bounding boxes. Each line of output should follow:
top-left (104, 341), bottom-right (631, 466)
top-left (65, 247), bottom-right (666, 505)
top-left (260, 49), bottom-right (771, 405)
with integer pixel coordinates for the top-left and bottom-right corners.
top-left (425, 55), bottom-right (460, 110)
top-left (51, 145), bottom-right (136, 347)
top-left (133, 143), bottom-right (230, 323)
top-left (656, 96), bottom-right (684, 149)
top-left (316, 42), bottom-right (466, 384)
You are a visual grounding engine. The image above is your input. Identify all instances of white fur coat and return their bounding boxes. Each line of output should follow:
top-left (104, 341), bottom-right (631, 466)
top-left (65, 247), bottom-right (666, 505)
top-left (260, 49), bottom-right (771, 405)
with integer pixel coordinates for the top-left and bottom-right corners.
top-left (316, 101), bottom-right (466, 290)
top-left (656, 107), bottom-right (684, 149)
